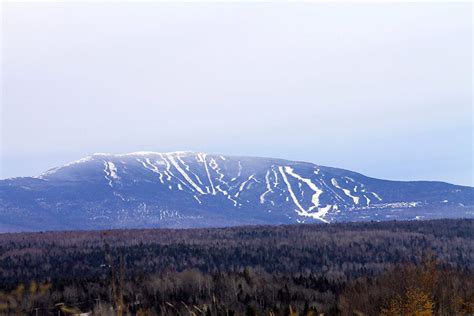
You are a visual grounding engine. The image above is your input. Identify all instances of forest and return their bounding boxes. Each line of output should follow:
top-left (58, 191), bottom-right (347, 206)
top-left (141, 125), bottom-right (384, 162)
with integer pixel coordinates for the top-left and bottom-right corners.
top-left (0, 219), bottom-right (472, 315)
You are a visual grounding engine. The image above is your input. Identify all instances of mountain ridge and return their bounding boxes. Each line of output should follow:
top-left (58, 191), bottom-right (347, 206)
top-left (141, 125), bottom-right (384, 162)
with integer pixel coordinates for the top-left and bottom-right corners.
top-left (19, 151), bottom-right (469, 186)
top-left (1, 151), bottom-right (472, 232)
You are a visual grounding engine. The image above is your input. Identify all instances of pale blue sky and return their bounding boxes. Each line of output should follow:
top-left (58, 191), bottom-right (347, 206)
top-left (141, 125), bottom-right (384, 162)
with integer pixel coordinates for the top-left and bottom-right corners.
top-left (1, 2), bottom-right (473, 185)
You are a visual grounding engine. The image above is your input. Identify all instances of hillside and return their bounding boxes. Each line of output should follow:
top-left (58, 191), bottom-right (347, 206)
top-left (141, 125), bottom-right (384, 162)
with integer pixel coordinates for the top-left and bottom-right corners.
top-left (1, 151), bottom-right (472, 231)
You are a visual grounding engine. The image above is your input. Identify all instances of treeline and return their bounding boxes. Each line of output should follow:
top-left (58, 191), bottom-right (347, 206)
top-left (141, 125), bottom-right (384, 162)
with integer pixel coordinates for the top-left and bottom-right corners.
top-left (0, 219), bottom-right (473, 315)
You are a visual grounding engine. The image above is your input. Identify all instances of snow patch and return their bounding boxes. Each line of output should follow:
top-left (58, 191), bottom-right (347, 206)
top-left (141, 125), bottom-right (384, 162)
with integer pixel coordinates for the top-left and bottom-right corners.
top-left (103, 161), bottom-right (119, 187)
top-left (372, 192), bottom-right (383, 201)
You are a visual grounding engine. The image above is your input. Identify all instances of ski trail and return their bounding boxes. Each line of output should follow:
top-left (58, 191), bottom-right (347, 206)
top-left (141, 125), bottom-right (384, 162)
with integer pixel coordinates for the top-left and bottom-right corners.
top-left (103, 161), bottom-right (120, 187)
top-left (372, 192), bottom-right (383, 201)
top-left (176, 155), bottom-right (190, 171)
top-left (216, 185), bottom-right (238, 206)
top-left (193, 195), bottom-right (202, 204)
top-left (158, 153), bottom-right (172, 180)
top-left (331, 178), bottom-right (359, 204)
top-left (209, 158), bottom-right (226, 182)
top-left (231, 161), bottom-right (242, 181)
top-left (259, 170), bottom-right (273, 204)
top-left (137, 158), bottom-right (164, 184)
top-left (272, 167), bottom-right (279, 187)
top-left (235, 174), bottom-right (257, 198)
top-left (284, 166), bottom-right (323, 211)
top-left (103, 161), bottom-right (114, 187)
top-left (320, 178), bottom-right (346, 203)
top-left (365, 195), bottom-right (371, 205)
top-left (198, 153), bottom-right (216, 195)
top-left (278, 166), bottom-right (329, 223)
top-left (167, 154), bottom-right (206, 194)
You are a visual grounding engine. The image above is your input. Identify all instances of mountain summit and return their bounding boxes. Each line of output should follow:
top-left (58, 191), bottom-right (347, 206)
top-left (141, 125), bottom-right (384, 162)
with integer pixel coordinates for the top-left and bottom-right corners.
top-left (1, 151), bottom-right (472, 232)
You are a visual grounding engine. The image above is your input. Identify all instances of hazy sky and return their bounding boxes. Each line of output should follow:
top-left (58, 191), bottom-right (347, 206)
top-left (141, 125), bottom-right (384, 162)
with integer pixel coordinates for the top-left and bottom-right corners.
top-left (1, 2), bottom-right (472, 185)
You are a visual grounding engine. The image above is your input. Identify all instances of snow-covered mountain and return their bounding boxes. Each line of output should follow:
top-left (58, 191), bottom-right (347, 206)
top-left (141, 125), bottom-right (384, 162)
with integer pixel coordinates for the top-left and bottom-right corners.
top-left (1, 151), bottom-right (473, 232)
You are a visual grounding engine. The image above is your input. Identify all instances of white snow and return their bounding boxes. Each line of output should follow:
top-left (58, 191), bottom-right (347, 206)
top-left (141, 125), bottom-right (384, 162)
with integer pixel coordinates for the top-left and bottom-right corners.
top-left (231, 161), bottom-right (242, 181)
top-left (364, 195), bottom-right (371, 206)
top-left (320, 179), bottom-right (346, 202)
top-left (371, 192), bottom-right (383, 201)
top-left (139, 154), bottom-right (194, 192)
top-left (167, 154), bottom-right (206, 194)
top-left (107, 161), bottom-right (119, 179)
top-left (158, 153), bottom-right (173, 181)
top-left (176, 155), bottom-right (190, 171)
top-left (209, 158), bottom-right (226, 182)
top-left (271, 167), bottom-right (279, 187)
top-left (345, 190), bottom-right (360, 204)
top-left (216, 185), bottom-right (228, 195)
top-left (235, 174), bottom-right (256, 198)
top-left (216, 185), bottom-right (238, 206)
top-left (209, 158), bottom-right (218, 170)
top-left (95, 151), bottom-right (196, 157)
top-left (235, 174), bottom-right (259, 196)
top-left (137, 158), bottom-right (165, 184)
top-left (103, 161), bottom-right (119, 187)
top-left (355, 201), bottom-right (421, 210)
top-left (313, 204), bottom-right (333, 219)
top-left (38, 156), bottom-right (95, 178)
top-left (259, 170), bottom-right (274, 204)
top-left (278, 166), bottom-right (329, 223)
top-left (284, 166), bottom-right (323, 211)
top-left (331, 178), bottom-right (359, 205)
top-left (198, 153), bottom-right (216, 195)
top-left (193, 195), bottom-right (202, 204)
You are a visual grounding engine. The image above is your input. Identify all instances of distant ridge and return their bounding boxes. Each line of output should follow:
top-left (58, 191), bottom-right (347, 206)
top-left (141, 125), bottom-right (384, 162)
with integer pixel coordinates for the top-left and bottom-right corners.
top-left (1, 151), bottom-right (472, 232)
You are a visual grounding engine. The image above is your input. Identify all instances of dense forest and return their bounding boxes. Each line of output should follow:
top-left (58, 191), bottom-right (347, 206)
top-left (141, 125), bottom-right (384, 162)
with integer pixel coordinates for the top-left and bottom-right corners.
top-left (0, 219), bottom-right (473, 315)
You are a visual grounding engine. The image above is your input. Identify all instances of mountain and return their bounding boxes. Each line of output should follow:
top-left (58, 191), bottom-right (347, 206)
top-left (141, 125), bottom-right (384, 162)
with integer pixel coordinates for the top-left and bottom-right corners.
top-left (1, 151), bottom-right (473, 232)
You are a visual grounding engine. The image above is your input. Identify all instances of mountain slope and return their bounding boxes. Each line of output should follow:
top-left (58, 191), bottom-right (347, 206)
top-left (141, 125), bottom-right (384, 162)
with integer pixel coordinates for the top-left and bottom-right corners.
top-left (1, 151), bottom-right (472, 231)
